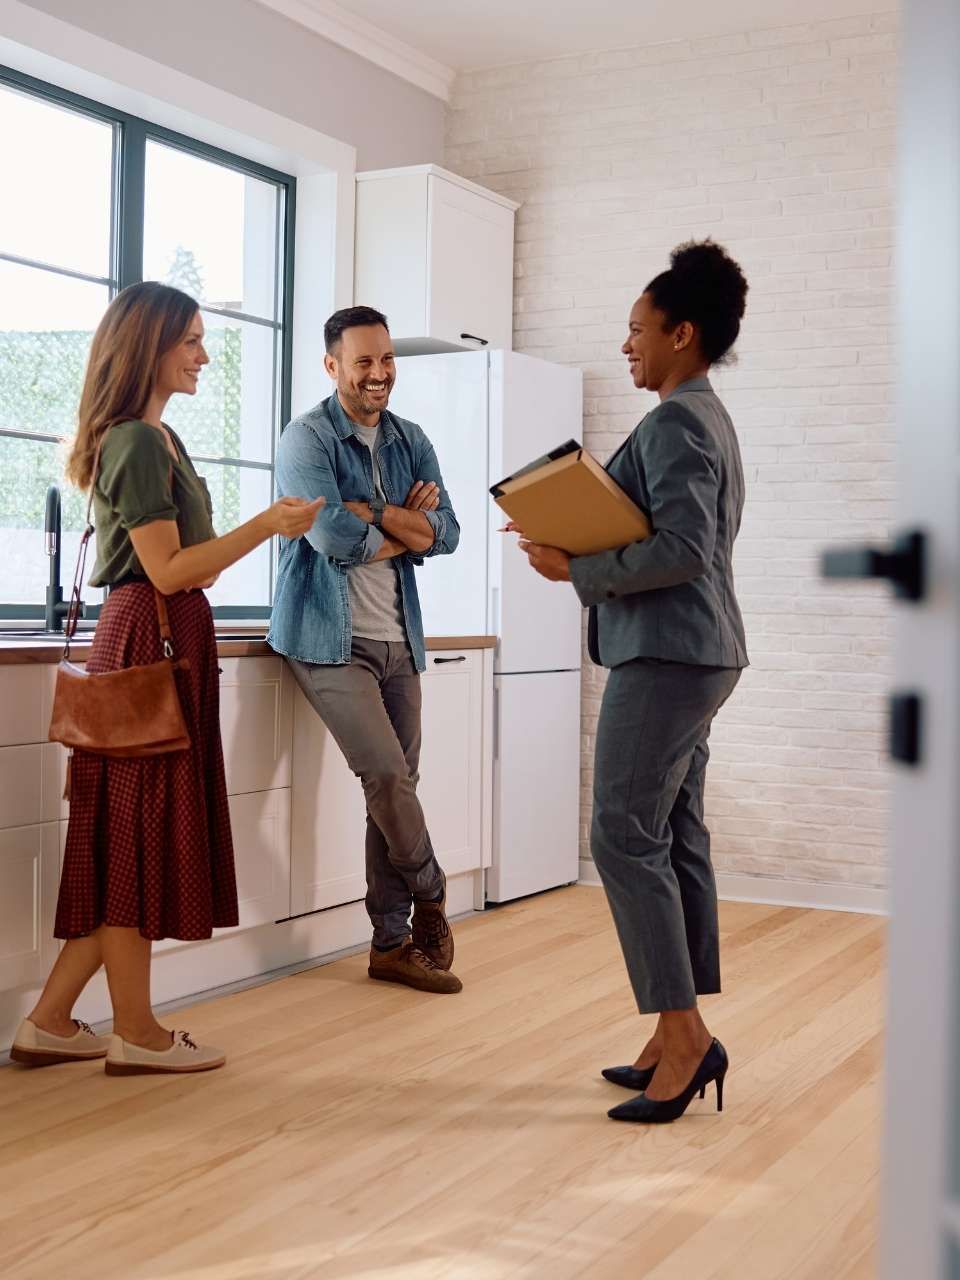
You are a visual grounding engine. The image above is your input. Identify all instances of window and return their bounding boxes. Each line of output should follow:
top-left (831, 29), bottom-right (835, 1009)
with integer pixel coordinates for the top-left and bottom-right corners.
top-left (0, 66), bottom-right (295, 620)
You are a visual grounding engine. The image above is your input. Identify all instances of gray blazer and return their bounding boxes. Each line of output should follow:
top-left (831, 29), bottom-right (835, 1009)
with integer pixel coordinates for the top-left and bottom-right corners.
top-left (569, 376), bottom-right (748, 670)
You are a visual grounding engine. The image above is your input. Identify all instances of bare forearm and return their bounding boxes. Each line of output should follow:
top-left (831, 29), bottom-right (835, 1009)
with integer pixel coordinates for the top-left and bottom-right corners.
top-left (345, 501), bottom-right (434, 554)
top-left (137, 516), bottom-right (272, 594)
top-left (370, 534), bottom-right (407, 562)
top-left (380, 505), bottom-right (434, 553)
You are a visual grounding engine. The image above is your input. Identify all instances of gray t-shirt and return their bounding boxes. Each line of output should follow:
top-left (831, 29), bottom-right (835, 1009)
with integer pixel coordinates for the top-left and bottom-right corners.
top-left (348, 422), bottom-right (406, 642)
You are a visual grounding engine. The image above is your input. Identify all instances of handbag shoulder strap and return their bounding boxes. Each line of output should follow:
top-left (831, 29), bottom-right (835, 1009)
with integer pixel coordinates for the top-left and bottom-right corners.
top-left (63, 430), bottom-right (108, 658)
top-left (63, 426), bottom-right (179, 664)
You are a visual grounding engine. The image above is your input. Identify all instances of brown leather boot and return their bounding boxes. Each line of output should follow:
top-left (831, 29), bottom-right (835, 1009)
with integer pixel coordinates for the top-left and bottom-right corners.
top-left (412, 876), bottom-right (455, 970)
top-left (368, 941), bottom-right (462, 994)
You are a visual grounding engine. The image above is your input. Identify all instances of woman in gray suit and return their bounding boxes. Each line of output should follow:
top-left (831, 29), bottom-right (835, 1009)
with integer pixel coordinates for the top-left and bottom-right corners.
top-left (516, 240), bottom-right (749, 1123)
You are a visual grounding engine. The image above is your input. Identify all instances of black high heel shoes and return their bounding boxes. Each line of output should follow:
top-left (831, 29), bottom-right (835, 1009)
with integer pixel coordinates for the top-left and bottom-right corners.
top-left (607, 1039), bottom-right (728, 1124)
top-left (601, 1063), bottom-right (657, 1091)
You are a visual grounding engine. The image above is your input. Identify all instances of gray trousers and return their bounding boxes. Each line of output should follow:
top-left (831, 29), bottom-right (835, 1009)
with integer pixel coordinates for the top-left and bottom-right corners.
top-left (288, 639), bottom-right (444, 950)
top-left (591, 658), bottom-right (741, 1015)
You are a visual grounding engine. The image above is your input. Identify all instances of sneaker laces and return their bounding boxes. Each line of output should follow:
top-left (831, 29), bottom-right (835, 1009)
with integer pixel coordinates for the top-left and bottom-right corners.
top-left (75, 1020), bottom-right (95, 1036)
top-left (178, 1031), bottom-right (199, 1052)
top-left (406, 944), bottom-right (441, 971)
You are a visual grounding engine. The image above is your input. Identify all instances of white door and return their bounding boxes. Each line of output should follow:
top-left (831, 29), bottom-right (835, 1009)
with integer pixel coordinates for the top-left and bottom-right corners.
top-left (487, 669), bottom-right (581, 902)
top-left (391, 352), bottom-right (490, 637)
top-left (879, 2), bottom-right (960, 1274)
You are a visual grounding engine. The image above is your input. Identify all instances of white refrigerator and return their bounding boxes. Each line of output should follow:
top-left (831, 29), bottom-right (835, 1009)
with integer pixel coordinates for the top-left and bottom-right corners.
top-left (390, 350), bottom-right (583, 902)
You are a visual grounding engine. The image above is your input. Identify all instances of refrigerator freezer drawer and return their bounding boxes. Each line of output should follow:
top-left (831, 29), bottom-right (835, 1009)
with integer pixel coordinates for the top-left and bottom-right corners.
top-left (487, 669), bottom-right (581, 903)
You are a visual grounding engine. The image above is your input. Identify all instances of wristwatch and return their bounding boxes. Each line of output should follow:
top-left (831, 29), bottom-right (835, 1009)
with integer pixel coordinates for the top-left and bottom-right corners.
top-left (369, 497), bottom-right (386, 527)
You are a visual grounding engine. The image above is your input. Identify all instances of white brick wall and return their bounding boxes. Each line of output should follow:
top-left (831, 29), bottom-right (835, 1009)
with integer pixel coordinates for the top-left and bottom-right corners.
top-left (446, 13), bottom-right (897, 893)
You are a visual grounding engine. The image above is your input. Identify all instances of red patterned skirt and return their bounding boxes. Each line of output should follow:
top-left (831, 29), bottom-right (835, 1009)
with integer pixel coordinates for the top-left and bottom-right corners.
top-left (55, 583), bottom-right (238, 941)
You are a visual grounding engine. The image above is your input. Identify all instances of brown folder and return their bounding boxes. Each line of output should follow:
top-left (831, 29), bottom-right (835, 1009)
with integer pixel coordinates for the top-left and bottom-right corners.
top-left (490, 440), bottom-right (652, 556)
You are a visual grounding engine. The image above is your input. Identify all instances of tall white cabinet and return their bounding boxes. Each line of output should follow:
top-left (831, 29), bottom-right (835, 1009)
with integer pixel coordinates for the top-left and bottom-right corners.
top-left (354, 164), bottom-right (518, 355)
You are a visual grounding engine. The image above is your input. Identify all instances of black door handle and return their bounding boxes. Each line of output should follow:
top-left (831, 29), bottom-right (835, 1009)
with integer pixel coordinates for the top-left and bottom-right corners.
top-left (460, 332), bottom-right (489, 346)
top-left (889, 691), bottom-right (922, 765)
top-left (433, 655), bottom-right (467, 664)
top-left (821, 529), bottom-right (926, 602)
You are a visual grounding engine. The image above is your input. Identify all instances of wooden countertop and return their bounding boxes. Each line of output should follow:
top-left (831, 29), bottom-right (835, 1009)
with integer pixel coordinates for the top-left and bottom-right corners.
top-left (0, 633), bottom-right (497, 665)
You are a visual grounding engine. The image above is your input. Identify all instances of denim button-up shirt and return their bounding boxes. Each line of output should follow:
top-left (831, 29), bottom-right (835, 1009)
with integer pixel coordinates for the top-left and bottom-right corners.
top-left (267, 392), bottom-right (459, 672)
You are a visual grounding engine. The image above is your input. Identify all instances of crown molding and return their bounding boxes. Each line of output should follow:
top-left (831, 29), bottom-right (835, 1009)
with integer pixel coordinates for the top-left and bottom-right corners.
top-left (254, 0), bottom-right (456, 102)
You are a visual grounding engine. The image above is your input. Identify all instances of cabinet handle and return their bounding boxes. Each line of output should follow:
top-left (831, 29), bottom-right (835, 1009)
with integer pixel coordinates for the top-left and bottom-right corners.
top-left (460, 332), bottom-right (489, 346)
top-left (433, 655), bottom-right (467, 664)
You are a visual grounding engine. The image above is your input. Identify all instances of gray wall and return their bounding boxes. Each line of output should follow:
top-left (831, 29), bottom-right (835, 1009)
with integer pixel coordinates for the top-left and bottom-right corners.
top-left (19, 0), bottom-right (445, 171)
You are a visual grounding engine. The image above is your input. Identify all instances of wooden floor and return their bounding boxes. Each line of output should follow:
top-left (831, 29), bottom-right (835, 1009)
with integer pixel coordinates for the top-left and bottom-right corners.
top-left (0, 887), bottom-right (885, 1280)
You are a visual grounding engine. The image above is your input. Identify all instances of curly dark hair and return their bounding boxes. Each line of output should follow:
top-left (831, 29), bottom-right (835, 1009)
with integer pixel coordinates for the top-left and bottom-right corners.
top-left (645, 240), bottom-right (749, 366)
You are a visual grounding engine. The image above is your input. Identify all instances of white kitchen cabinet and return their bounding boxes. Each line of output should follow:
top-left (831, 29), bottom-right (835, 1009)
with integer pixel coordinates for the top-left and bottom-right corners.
top-left (0, 666), bottom-right (50, 747)
top-left (419, 649), bottom-right (485, 878)
top-left (290, 683), bottom-right (368, 917)
top-left (229, 788), bottom-right (292, 930)
top-left (0, 823), bottom-right (59, 991)
top-left (355, 165), bottom-right (518, 355)
top-left (0, 744), bottom-right (43, 830)
top-left (218, 656), bottom-right (293, 795)
top-left (290, 648), bottom-right (487, 917)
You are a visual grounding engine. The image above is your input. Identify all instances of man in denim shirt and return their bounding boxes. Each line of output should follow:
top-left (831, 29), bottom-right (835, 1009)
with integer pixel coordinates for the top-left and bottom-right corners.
top-left (269, 307), bottom-right (463, 994)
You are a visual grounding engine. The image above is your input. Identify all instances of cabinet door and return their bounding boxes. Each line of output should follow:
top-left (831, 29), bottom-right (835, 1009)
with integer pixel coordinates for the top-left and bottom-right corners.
top-left (428, 174), bottom-right (515, 351)
top-left (0, 744), bottom-right (42, 829)
top-left (0, 667), bottom-right (49, 747)
top-left (290, 684), bottom-right (368, 916)
top-left (355, 170), bottom-right (429, 342)
top-left (289, 650), bottom-right (487, 915)
top-left (149, 788), bottom-right (292, 955)
top-left (218, 657), bottom-right (292, 795)
top-left (230, 788), bottom-right (291, 929)
top-left (419, 650), bottom-right (484, 878)
top-left (0, 823), bottom-right (59, 992)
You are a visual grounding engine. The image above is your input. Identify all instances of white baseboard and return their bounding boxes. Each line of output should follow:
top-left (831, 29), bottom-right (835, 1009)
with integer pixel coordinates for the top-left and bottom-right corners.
top-left (578, 858), bottom-right (888, 917)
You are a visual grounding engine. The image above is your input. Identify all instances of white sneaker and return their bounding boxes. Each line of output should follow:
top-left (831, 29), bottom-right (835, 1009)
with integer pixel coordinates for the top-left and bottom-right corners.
top-left (105, 1030), bottom-right (226, 1076)
top-left (10, 1017), bottom-right (111, 1066)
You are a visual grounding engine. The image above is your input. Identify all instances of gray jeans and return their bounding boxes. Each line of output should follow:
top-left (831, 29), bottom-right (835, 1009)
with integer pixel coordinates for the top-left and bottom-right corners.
top-left (591, 658), bottom-right (741, 1014)
top-left (288, 639), bottom-right (444, 950)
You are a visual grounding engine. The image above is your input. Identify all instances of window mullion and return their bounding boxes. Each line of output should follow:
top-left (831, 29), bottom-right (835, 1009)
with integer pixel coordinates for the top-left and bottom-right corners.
top-left (118, 118), bottom-right (146, 289)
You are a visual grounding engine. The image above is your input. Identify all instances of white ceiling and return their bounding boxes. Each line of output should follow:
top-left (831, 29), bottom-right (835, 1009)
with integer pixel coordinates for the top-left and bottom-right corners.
top-left (330, 0), bottom-right (894, 71)
top-left (258, 0), bottom-right (897, 99)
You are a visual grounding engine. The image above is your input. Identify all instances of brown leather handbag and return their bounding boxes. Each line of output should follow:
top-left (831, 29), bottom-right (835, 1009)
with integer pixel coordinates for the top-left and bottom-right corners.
top-left (48, 431), bottom-right (191, 763)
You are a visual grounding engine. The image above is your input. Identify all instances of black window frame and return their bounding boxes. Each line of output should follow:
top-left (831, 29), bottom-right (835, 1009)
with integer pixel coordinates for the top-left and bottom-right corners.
top-left (0, 63), bottom-right (297, 623)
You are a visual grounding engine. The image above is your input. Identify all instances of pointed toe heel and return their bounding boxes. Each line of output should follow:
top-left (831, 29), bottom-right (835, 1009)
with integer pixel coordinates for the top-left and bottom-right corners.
top-left (601, 1064), bottom-right (657, 1091)
top-left (607, 1040), bottom-right (729, 1124)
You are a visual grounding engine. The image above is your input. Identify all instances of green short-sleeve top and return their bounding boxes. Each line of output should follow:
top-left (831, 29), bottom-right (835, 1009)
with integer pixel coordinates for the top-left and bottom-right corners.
top-left (88, 420), bottom-right (216, 587)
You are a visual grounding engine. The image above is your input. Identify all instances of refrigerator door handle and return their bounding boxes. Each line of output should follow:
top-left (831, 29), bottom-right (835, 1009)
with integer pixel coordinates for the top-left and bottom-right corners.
top-left (493, 685), bottom-right (500, 761)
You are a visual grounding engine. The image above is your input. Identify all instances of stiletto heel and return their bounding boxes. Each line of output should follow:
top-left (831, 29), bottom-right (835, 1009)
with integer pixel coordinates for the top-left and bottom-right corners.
top-left (607, 1039), bottom-right (730, 1124)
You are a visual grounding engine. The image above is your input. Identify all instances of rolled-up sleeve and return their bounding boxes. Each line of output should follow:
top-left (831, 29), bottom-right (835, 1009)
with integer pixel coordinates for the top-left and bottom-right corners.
top-left (276, 420), bottom-right (377, 567)
top-left (409, 436), bottom-right (459, 563)
top-left (99, 422), bottom-right (179, 529)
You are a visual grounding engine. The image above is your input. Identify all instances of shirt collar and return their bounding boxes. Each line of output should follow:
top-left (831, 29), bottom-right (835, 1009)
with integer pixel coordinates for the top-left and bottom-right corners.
top-left (328, 391), bottom-right (398, 444)
top-left (665, 375), bottom-right (713, 400)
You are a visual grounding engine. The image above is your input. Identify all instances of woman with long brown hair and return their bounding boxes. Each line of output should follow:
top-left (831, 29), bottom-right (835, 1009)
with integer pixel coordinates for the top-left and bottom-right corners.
top-left (11, 282), bottom-right (322, 1076)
